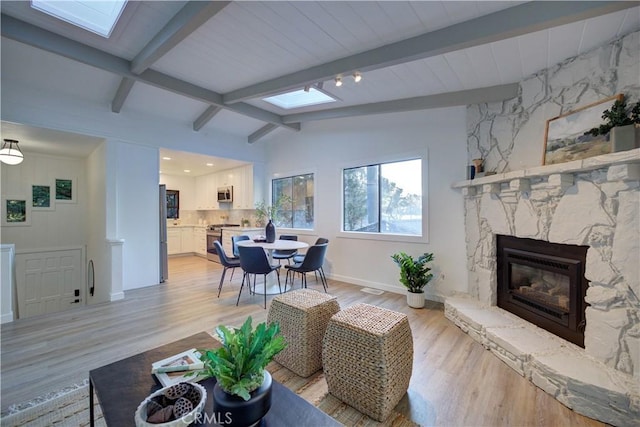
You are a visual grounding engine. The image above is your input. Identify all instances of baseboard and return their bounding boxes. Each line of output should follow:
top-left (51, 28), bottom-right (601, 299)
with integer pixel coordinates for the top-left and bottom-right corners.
top-left (328, 273), bottom-right (445, 303)
top-left (1, 311), bottom-right (14, 324)
top-left (110, 292), bottom-right (125, 301)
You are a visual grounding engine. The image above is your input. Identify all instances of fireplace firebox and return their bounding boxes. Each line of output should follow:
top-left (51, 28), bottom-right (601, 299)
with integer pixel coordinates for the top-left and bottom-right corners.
top-left (497, 235), bottom-right (589, 347)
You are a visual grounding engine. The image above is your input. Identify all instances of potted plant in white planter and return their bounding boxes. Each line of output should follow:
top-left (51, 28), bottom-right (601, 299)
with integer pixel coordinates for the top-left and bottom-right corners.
top-left (197, 316), bottom-right (286, 426)
top-left (391, 252), bottom-right (434, 308)
top-left (584, 98), bottom-right (640, 152)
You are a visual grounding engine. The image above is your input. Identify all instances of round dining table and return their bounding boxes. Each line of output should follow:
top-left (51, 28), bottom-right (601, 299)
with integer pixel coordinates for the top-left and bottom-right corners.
top-left (236, 239), bottom-right (309, 295)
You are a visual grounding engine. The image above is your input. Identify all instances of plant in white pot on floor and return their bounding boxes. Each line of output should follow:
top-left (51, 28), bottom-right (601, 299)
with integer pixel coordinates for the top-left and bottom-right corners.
top-left (391, 252), bottom-right (434, 308)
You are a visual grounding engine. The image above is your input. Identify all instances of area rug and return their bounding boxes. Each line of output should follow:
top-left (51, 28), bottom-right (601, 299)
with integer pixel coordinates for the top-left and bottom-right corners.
top-left (1, 363), bottom-right (418, 427)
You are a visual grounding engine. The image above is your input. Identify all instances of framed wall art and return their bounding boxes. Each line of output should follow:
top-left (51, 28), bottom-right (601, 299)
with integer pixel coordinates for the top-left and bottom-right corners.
top-left (32, 183), bottom-right (55, 211)
top-left (55, 177), bottom-right (77, 203)
top-left (2, 196), bottom-right (32, 226)
top-left (543, 94), bottom-right (623, 165)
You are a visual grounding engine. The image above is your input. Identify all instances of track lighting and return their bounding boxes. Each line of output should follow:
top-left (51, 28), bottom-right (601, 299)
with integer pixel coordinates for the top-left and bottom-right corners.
top-left (353, 71), bottom-right (362, 83)
top-left (335, 76), bottom-right (342, 87)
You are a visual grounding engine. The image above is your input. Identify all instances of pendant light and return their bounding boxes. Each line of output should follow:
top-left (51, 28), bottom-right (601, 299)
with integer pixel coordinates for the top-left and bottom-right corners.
top-left (0, 139), bottom-right (24, 165)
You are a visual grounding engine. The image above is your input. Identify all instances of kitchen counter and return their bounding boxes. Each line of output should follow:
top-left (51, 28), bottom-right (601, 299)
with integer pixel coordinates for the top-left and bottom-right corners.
top-left (167, 224), bottom-right (208, 228)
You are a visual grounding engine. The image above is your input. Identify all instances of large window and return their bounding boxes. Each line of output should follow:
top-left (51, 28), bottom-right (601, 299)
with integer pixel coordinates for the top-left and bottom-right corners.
top-left (272, 173), bottom-right (314, 229)
top-left (343, 159), bottom-right (422, 235)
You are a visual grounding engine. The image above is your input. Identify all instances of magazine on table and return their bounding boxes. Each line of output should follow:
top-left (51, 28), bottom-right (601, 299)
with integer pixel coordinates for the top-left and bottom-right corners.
top-left (151, 348), bottom-right (206, 387)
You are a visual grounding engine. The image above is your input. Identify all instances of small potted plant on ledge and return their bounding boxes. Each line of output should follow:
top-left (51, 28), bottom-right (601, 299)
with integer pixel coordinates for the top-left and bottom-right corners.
top-left (391, 252), bottom-right (435, 309)
top-left (198, 316), bottom-right (286, 426)
top-left (584, 97), bottom-right (640, 152)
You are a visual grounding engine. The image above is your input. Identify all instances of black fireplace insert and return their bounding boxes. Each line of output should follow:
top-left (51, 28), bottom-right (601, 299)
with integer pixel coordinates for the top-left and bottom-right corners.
top-left (496, 235), bottom-right (589, 347)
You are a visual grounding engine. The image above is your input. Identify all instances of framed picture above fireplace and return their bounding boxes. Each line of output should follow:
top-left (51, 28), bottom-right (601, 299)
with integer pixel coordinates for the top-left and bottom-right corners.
top-left (543, 94), bottom-right (623, 166)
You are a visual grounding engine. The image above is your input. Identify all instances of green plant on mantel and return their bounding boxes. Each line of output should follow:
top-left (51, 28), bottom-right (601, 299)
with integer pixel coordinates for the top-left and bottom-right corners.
top-left (391, 252), bottom-right (435, 293)
top-left (585, 98), bottom-right (640, 136)
top-left (198, 317), bottom-right (286, 401)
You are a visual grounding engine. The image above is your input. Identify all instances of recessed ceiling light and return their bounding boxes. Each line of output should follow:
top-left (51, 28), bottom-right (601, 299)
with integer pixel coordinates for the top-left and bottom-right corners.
top-left (206, 163), bottom-right (214, 167)
top-left (184, 169), bottom-right (191, 173)
top-left (162, 157), bottom-right (172, 160)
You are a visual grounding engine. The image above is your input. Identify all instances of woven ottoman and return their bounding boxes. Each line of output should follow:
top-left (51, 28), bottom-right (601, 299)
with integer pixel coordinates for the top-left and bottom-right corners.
top-left (322, 303), bottom-right (413, 421)
top-left (267, 289), bottom-right (340, 377)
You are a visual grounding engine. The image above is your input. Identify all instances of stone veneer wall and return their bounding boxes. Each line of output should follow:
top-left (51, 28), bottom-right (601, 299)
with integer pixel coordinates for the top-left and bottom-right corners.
top-left (463, 30), bottom-right (640, 379)
top-left (467, 31), bottom-right (639, 173)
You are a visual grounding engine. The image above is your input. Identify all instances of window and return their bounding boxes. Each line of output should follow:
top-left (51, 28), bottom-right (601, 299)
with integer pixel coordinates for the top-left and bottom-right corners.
top-left (272, 174), bottom-right (314, 229)
top-left (166, 190), bottom-right (179, 219)
top-left (343, 159), bottom-right (422, 235)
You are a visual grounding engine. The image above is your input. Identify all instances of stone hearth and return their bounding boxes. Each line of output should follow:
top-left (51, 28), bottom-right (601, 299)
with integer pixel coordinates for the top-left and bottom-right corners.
top-left (448, 149), bottom-right (640, 426)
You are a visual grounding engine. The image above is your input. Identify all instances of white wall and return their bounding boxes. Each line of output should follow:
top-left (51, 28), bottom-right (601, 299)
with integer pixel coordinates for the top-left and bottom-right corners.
top-left (114, 141), bottom-right (160, 290)
top-left (160, 174), bottom-right (197, 211)
top-left (86, 142), bottom-right (111, 304)
top-left (262, 108), bottom-right (468, 301)
top-left (0, 152), bottom-right (87, 251)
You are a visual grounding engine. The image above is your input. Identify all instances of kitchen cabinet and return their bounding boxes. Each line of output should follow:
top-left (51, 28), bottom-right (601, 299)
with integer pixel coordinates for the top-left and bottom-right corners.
top-left (194, 164), bottom-right (262, 211)
top-left (167, 228), bottom-right (182, 255)
top-left (196, 174), bottom-right (218, 210)
top-left (181, 227), bottom-right (194, 253)
top-left (233, 165), bottom-right (254, 209)
top-left (221, 228), bottom-right (262, 256)
top-left (193, 227), bottom-right (207, 257)
top-left (167, 227), bottom-right (196, 255)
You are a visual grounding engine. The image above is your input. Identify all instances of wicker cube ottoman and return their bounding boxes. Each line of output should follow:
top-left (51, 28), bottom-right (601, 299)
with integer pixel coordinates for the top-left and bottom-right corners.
top-left (267, 289), bottom-right (340, 377)
top-left (322, 303), bottom-right (413, 421)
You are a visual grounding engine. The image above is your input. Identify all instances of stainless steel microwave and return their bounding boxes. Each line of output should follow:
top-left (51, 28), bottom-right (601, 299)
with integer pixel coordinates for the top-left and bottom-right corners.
top-left (217, 186), bottom-right (233, 202)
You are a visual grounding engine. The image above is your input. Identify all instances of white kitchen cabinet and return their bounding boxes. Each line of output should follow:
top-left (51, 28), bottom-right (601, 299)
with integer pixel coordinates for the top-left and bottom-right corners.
top-left (181, 227), bottom-right (194, 253)
top-left (233, 165), bottom-right (254, 209)
top-left (221, 228), bottom-right (262, 256)
top-left (193, 227), bottom-right (207, 257)
top-left (167, 228), bottom-right (181, 255)
top-left (196, 174), bottom-right (218, 210)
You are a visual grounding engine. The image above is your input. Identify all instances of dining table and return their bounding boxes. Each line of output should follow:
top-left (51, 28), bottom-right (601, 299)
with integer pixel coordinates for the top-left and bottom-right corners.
top-left (236, 239), bottom-right (309, 294)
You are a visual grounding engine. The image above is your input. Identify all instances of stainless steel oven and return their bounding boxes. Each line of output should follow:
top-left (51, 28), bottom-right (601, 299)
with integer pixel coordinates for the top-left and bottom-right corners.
top-left (206, 229), bottom-right (222, 262)
top-left (206, 224), bottom-right (241, 262)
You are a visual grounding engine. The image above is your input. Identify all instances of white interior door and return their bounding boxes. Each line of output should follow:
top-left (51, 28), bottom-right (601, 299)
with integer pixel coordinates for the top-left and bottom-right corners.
top-left (15, 248), bottom-right (84, 318)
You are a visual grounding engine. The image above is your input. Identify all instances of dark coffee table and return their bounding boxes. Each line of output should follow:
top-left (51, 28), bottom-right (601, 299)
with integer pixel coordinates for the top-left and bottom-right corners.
top-left (89, 332), bottom-right (340, 426)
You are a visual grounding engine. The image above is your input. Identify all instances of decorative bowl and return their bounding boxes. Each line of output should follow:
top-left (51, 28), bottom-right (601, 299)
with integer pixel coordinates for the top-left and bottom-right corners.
top-left (134, 382), bottom-right (206, 427)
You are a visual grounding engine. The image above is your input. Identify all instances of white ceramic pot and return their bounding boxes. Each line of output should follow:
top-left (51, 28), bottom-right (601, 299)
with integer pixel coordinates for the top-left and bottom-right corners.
top-left (406, 291), bottom-right (425, 308)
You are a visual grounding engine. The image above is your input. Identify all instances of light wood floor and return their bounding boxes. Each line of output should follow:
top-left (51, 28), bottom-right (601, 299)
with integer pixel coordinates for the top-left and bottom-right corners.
top-left (1, 256), bottom-right (604, 426)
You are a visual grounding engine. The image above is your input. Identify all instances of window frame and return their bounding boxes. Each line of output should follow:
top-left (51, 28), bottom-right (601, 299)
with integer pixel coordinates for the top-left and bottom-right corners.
top-left (166, 189), bottom-right (180, 219)
top-left (338, 150), bottom-right (428, 244)
top-left (271, 171), bottom-right (315, 231)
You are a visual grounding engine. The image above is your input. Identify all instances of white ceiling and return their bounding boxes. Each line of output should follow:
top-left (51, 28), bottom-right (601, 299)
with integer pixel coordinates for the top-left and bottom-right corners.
top-left (1, 1), bottom-right (639, 174)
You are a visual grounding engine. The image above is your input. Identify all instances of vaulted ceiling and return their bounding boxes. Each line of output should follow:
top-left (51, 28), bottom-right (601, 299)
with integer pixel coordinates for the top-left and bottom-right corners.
top-left (1, 1), bottom-right (639, 149)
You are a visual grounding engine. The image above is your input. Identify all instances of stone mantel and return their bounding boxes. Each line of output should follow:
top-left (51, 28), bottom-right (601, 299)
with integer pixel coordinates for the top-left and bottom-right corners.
top-left (452, 148), bottom-right (640, 191)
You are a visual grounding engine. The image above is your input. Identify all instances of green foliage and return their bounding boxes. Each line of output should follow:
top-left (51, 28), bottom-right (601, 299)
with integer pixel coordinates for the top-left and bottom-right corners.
top-left (254, 195), bottom-right (292, 226)
top-left (391, 252), bottom-right (434, 293)
top-left (585, 99), bottom-right (640, 136)
top-left (199, 317), bottom-right (286, 401)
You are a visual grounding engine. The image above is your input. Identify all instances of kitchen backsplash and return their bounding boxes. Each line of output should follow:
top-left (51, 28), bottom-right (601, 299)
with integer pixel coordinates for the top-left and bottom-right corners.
top-left (169, 210), bottom-right (257, 226)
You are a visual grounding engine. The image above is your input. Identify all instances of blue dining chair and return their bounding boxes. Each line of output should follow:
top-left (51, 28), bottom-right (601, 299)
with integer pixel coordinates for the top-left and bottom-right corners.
top-left (236, 245), bottom-right (281, 309)
top-left (285, 243), bottom-right (328, 292)
top-left (213, 240), bottom-right (240, 297)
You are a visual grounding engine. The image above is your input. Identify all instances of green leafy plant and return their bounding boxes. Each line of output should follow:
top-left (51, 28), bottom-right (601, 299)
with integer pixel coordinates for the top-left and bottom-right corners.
top-left (198, 317), bottom-right (286, 401)
top-left (254, 194), bottom-right (292, 226)
top-left (585, 98), bottom-right (640, 136)
top-left (391, 252), bottom-right (434, 293)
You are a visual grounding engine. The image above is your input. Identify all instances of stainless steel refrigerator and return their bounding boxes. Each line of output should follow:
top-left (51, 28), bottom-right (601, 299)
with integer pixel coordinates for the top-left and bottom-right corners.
top-left (159, 184), bottom-right (168, 282)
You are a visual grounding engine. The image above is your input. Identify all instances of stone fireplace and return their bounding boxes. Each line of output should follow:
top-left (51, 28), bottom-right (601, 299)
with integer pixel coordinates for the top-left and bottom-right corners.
top-left (445, 150), bottom-right (640, 426)
top-left (496, 235), bottom-right (588, 348)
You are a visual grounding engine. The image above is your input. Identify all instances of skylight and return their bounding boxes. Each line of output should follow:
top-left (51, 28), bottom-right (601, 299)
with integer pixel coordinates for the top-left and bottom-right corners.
top-left (31, 0), bottom-right (127, 38)
top-left (263, 88), bottom-right (337, 110)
